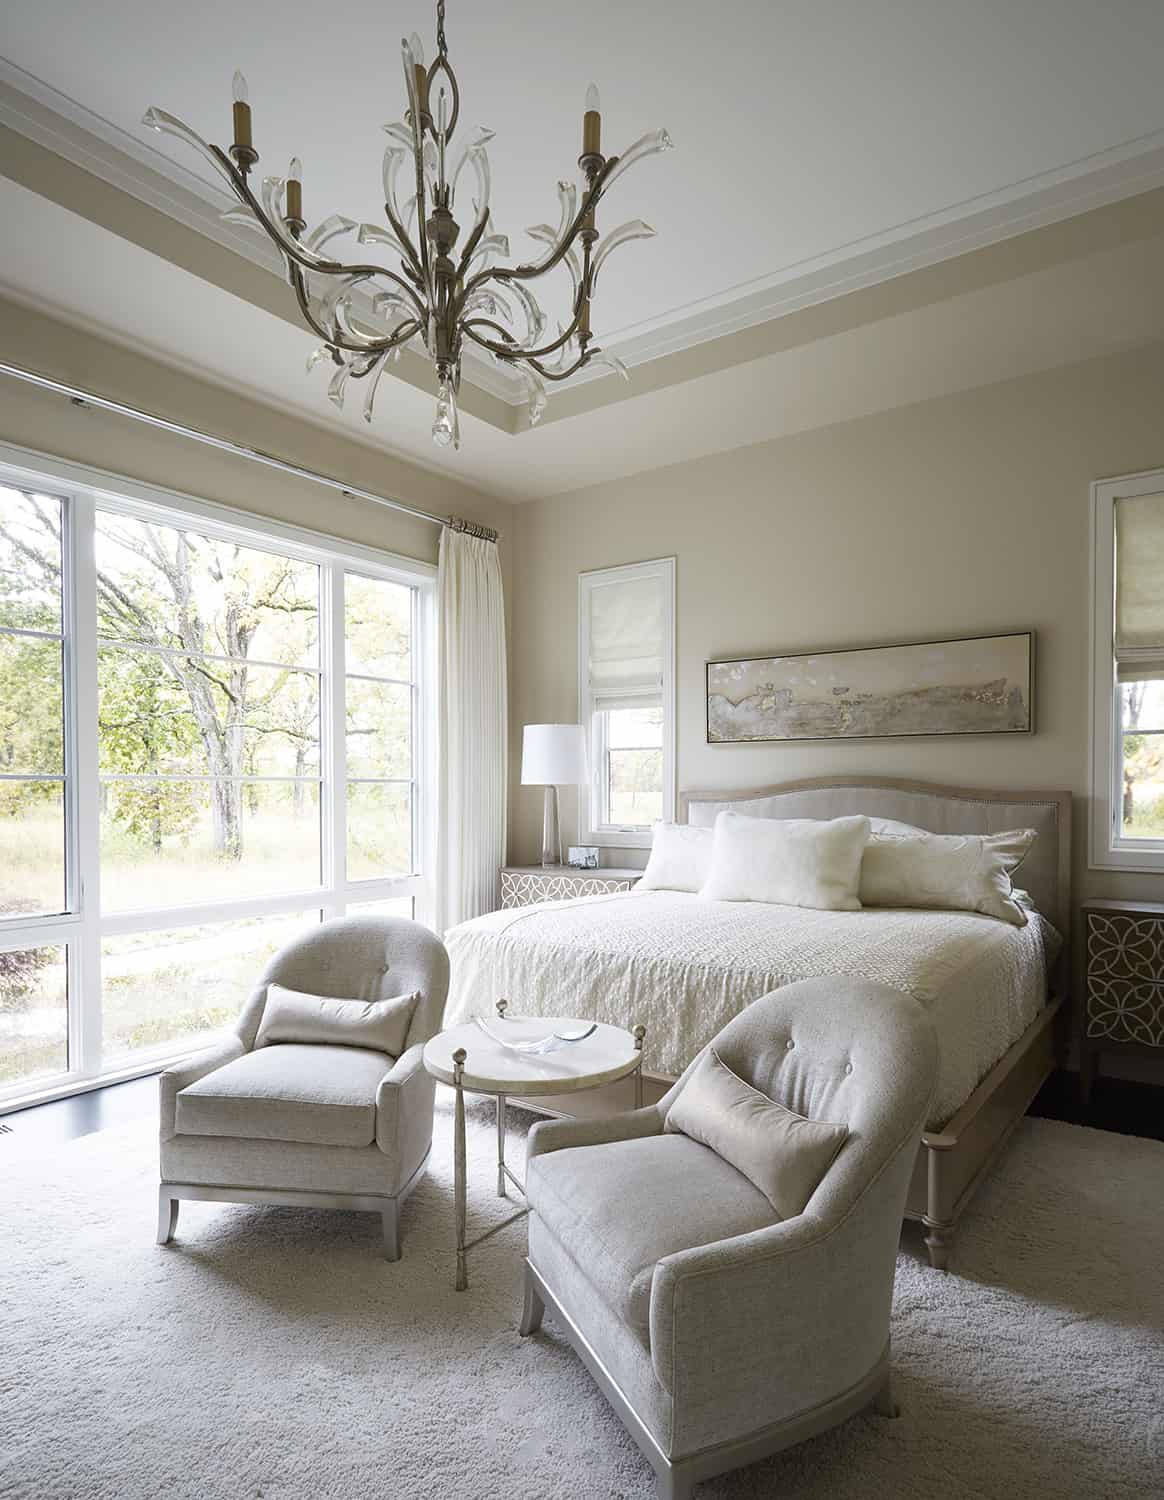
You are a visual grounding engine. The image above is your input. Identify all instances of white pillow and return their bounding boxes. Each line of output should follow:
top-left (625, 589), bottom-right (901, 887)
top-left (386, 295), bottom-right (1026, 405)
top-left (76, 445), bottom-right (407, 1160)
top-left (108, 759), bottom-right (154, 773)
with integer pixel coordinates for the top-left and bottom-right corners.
top-left (699, 811), bottom-right (870, 910)
top-left (256, 983), bottom-right (418, 1057)
top-left (860, 827), bottom-right (1036, 926)
top-left (637, 822), bottom-right (714, 892)
top-left (665, 1047), bottom-right (848, 1218)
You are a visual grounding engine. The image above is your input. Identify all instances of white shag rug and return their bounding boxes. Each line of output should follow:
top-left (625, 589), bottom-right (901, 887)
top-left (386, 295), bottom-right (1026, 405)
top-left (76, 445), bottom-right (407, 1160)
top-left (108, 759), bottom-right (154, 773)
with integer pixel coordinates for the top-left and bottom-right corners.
top-left (2, 1099), bottom-right (1162, 1500)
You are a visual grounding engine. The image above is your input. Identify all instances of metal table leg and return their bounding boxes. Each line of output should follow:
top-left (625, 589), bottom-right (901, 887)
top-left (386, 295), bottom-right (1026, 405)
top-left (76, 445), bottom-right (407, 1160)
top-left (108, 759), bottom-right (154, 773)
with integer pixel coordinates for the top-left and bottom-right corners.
top-left (634, 1023), bottom-right (646, 1108)
top-left (453, 1047), bottom-right (468, 1292)
top-left (496, 1092), bottom-right (507, 1197)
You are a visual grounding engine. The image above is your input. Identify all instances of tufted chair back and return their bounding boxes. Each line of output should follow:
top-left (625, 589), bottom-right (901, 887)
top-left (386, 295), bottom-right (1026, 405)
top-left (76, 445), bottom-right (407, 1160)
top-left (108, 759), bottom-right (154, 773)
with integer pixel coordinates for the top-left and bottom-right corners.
top-left (234, 915), bottom-right (450, 1056)
top-left (659, 976), bottom-right (938, 1226)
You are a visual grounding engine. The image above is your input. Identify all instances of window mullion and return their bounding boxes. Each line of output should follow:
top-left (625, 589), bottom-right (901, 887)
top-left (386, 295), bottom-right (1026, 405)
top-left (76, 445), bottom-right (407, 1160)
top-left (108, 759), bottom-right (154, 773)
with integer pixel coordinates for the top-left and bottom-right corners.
top-left (326, 563), bottom-right (347, 906)
top-left (70, 490), bottom-right (102, 1078)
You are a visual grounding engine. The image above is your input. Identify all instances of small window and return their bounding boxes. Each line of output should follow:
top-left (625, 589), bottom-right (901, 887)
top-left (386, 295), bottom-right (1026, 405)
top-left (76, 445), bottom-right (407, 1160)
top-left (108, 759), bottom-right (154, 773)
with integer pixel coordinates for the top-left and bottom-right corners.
top-left (579, 559), bottom-right (675, 847)
top-left (1090, 471), bottom-right (1164, 870)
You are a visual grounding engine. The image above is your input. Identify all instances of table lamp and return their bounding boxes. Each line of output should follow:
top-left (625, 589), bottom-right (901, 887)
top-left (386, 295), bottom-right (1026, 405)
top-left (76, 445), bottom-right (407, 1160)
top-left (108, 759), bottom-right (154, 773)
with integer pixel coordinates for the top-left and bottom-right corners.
top-left (521, 723), bottom-right (588, 868)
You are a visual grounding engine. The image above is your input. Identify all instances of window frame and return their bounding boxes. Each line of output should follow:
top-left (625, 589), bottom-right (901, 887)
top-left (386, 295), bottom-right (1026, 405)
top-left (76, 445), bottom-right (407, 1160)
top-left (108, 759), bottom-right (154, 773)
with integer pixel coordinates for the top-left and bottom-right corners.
top-left (1089, 466), bottom-right (1164, 872)
top-left (577, 557), bottom-right (675, 849)
top-left (0, 440), bottom-right (435, 1110)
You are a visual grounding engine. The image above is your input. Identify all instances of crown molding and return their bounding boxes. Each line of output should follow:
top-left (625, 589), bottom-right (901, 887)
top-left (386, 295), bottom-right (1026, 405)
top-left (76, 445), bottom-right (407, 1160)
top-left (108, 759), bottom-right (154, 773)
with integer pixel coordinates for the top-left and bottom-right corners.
top-left (5, 60), bottom-right (1164, 420)
top-left (568, 126), bottom-right (1164, 387)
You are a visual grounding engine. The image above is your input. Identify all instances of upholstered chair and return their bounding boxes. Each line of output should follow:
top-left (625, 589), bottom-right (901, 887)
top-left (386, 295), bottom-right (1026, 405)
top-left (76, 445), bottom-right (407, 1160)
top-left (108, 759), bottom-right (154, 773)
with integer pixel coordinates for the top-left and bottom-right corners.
top-left (519, 977), bottom-right (939, 1500)
top-left (157, 915), bottom-right (449, 1261)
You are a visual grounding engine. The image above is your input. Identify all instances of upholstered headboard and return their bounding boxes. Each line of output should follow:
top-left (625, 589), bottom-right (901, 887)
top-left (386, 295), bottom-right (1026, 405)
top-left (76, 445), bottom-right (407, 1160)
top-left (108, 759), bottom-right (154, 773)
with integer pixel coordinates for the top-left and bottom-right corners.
top-left (679, 777), bottom-right (1072, 942)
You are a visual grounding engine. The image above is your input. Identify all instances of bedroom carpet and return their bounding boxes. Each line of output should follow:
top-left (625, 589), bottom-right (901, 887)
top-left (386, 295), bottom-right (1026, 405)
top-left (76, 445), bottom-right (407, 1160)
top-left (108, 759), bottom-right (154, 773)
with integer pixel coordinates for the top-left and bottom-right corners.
top-left (2, 1102), bottom-right (1161, 1499)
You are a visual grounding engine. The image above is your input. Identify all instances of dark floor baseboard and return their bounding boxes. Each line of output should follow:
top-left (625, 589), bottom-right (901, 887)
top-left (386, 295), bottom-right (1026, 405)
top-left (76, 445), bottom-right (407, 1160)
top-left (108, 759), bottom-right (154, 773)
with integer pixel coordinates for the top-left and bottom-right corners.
top-left (2, 1068), bottom-right (1161, 1158)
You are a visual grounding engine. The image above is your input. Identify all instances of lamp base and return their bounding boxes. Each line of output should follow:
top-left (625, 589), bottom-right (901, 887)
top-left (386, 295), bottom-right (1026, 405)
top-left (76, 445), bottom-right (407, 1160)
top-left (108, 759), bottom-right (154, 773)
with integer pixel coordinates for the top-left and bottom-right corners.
top-left (541, 785), bottom-right (562, 868)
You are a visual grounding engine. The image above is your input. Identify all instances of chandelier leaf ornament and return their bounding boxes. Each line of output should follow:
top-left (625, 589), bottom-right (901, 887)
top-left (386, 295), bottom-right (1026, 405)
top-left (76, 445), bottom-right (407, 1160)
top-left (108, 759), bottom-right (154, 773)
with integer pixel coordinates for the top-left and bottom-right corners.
top-left (143, 0), bottom-right (672, 449)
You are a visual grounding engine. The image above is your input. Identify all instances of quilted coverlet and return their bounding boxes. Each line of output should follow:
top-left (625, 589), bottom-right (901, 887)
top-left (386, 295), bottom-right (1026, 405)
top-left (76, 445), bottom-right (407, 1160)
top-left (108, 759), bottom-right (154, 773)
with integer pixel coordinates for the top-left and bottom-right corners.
top-left (443, 891), bottom-right (1057, 1127)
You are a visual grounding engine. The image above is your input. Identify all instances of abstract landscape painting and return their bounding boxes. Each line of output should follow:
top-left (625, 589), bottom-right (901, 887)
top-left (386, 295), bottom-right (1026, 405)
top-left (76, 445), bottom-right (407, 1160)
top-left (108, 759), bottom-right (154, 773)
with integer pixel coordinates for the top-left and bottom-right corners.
top-left (707, 632), bottom-right (1033, 743)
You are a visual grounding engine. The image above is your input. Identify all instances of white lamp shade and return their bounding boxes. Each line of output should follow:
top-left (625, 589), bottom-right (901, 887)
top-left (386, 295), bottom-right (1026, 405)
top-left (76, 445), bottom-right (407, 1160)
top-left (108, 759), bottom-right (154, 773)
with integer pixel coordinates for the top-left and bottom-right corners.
top-left (521, 723), bottom-right (587, 786)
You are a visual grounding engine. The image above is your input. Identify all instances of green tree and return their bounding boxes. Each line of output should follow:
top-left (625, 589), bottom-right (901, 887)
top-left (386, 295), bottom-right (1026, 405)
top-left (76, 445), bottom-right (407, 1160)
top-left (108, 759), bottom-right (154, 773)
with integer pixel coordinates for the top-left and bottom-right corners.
top-left (2, 497), bottom-right (319, 862)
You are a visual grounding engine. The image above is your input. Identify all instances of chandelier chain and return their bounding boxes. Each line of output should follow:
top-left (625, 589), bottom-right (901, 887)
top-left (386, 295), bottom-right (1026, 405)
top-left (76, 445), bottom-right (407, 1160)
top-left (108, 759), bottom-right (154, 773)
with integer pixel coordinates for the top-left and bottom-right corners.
top-left (436, 0), bottom-right (448, 59)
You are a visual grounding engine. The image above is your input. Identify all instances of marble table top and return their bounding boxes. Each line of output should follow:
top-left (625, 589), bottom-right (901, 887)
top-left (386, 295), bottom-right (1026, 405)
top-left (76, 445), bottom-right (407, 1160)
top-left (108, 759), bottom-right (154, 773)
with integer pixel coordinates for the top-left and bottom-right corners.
top-left (423, 1015), bottom-right (642, 1096)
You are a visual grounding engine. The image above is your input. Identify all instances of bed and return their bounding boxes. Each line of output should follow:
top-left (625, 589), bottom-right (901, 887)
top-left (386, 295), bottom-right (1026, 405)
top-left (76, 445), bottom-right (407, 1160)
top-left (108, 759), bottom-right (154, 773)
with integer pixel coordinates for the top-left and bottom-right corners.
top-left (444, 778), bottom-right (1072, 1269)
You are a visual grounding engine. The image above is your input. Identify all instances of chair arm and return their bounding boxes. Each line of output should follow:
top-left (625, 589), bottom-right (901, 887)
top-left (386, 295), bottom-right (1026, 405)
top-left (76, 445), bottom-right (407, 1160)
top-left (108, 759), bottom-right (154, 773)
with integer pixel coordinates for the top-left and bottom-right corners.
top-left (159, 1034), bottom-right (246, 1142)
top-left (649, 1189), bottom-right (898, 1402)
top-left (375, 1043), bottom-right (436, 1180)
top-left (526, 1104), bottom-right (665, 1163)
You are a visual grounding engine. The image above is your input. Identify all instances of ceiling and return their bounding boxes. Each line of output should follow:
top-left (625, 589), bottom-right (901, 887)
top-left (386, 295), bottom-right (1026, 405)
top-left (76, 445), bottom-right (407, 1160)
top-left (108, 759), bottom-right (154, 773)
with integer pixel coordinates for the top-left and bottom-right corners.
top-left (2, 1), bottom-right (1164, 500)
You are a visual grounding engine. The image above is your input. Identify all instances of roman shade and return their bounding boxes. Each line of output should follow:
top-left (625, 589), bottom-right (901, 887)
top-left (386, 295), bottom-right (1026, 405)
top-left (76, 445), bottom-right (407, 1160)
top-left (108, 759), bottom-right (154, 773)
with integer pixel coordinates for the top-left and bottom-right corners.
top-left (1115, 492), bottom-right (1164, 681)
top-left (587, 571), bottom-right (665, 703)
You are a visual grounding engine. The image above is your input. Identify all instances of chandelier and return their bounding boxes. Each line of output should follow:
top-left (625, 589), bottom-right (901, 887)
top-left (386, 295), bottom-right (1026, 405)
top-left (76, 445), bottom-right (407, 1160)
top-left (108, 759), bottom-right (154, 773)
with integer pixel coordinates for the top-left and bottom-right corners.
top-left (143, 0), bottom-right (671, 449)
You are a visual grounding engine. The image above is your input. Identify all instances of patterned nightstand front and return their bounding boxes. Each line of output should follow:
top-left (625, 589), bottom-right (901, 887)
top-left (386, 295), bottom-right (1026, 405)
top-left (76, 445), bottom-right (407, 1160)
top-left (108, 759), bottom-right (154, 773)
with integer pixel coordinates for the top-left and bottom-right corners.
top-left (1081, 900), bottom-right (1164, 1101)
top-left (500, 866), bottom-right (639, 909)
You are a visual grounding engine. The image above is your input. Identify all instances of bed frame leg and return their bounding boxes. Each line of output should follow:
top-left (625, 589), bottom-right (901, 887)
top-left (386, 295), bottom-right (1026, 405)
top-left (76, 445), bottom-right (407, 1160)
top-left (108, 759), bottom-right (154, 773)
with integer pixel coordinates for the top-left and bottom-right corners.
top-left (923, 1218), bottom-right (953, 1271)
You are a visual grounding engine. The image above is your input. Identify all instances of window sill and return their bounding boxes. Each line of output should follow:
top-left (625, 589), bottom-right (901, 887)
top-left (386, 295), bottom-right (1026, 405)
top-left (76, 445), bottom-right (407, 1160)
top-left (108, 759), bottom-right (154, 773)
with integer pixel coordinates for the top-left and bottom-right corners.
top-left (584, 828), bottom-right (653, 852)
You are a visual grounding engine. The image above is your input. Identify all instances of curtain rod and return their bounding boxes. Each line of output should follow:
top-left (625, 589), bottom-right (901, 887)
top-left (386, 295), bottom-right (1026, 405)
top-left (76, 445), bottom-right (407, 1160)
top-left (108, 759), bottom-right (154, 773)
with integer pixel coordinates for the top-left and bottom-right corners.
top-left (0, 361), bottom-right (499, 544)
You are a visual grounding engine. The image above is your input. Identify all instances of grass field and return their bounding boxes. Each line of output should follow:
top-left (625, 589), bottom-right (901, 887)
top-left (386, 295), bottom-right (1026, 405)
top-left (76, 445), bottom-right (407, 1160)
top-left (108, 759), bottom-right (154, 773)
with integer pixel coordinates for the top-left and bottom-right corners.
top-left (1, 799), bottom-right (409, 914)
top-left (1, 803), bottom-right (412, 1090)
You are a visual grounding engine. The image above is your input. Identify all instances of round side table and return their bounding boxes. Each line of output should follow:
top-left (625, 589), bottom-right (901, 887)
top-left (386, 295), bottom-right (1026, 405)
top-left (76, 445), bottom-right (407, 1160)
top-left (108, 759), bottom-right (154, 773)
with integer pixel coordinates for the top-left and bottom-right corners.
top-left (423, 1006), bottom-right (646, 1290)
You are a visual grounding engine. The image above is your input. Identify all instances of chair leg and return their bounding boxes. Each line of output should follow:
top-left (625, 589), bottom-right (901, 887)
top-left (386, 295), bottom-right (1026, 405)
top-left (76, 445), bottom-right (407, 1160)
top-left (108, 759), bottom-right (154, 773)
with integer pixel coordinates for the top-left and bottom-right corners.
top-left (381, 1201), bottom-right (401, 1263)
top-left (655, 1465), bottom-right (693, 1500)
top-left (871, 1371), bottom-right (899, 1418)
top-left (518, 1262), bottom-right (545, 1336)
top-left (157, 1187), bottom-right (179, 1246)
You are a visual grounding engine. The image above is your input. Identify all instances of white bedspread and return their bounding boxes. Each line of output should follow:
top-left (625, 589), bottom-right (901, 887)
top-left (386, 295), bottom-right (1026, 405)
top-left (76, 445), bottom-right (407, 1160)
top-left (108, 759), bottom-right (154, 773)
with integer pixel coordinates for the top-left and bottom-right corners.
top-left (444, 891), bottom-right (1058, 1128)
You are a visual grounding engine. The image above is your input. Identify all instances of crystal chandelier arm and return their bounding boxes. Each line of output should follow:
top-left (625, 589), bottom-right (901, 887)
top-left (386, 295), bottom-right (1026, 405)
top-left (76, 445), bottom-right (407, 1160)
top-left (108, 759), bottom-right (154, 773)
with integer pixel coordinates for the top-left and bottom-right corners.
top-left (455, 146), bottom-right (494, 273)
top-left (336, 295), bottom-right (421, 348)
top-left (528, 350), bottom-right (592, 382)
top-left (461, 318), bottom-right (516, 345)
top-left (381, 146), bottom-right (426, 284)
top-left (461, 310), bottom-right (581, 363)
top-left (213, 147), bottom-right (428, 325)
top-left (461, 156), bottom-right (614, 299)
top-left (290, 265), bottom-right (422, 358)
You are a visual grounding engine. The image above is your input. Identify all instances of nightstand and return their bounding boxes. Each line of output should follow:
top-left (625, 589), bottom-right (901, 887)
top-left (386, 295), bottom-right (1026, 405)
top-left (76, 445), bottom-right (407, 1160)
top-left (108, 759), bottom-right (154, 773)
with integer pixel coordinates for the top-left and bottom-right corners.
top-left (499, 865), bottom-right (640, 909)
top-left (1080, 898), bottom-right (1164, 1103)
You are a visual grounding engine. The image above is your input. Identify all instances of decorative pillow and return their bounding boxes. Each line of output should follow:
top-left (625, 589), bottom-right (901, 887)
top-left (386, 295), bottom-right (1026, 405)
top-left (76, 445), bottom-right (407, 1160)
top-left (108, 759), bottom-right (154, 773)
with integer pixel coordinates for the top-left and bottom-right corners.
top-left (637, 822), bottom-right (714, 892)
top-left (256, 983), bottom-right (418, 1057)
top-left (665, 1048), bottom-right (848, 1219)
top-left (860, 827), bottom-right (1036, 926)
top-left (698, 811), bottom-right (870, 910)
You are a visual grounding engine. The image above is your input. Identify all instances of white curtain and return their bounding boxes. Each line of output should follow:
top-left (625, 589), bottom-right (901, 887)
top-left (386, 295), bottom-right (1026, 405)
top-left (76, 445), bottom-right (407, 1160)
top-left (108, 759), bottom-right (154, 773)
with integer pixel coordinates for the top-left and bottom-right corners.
top-left (437, 527), bottom-right (508, 931)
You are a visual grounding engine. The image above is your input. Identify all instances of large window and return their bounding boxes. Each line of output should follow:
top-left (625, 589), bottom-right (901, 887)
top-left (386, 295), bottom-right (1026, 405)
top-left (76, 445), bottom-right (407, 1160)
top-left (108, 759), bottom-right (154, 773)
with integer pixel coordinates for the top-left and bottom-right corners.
top-left (578, 558), bottom-right (675, 847)
top-left (0, 449), bottom-right (433, 1106)
top-left (1090, 469), bottom-right (1164, 870)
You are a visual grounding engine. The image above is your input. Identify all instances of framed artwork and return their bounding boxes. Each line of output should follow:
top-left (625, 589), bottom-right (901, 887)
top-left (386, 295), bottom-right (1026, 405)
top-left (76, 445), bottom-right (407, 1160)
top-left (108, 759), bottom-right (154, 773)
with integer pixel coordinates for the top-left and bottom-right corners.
top-left (706, 631), bottom-right (1034, 744)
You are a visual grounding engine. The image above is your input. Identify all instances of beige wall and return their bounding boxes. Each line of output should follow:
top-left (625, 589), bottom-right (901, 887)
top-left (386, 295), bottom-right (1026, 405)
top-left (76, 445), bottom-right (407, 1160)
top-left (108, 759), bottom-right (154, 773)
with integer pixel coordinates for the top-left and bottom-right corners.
top-left (507, 339), bottom-right (1164, 930)
top-left (0, 297), bottom-right (512, 570)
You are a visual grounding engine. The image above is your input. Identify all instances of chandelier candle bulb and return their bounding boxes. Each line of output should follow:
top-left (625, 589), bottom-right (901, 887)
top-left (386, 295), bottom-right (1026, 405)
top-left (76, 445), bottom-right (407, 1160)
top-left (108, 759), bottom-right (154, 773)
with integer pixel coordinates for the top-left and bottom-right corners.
top-left (583, 82), bottom-right (601, 157)
top-left (286, 158), bottom-right (303, 225)
top-left (231, 69), bottom-right (252, 152)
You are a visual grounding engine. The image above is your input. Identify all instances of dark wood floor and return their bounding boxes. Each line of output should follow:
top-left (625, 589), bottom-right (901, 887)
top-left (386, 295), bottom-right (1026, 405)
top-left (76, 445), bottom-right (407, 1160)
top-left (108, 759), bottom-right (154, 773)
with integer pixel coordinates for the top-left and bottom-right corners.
top-left (1029, 1070), bottom-right (1163, 1141)
top-left (1, 1074), bottom-right (157, 1159)
top-left (2, 1067), bottom-right (1161, 1158)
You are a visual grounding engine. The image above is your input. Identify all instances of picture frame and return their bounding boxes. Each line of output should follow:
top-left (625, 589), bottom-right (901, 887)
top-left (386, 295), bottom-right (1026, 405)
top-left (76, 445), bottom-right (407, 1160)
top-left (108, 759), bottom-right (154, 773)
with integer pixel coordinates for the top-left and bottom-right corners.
top-left (706, 631), bottom-right (1034, 745)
